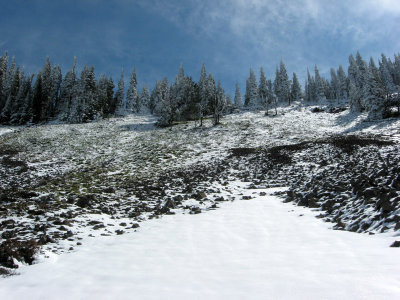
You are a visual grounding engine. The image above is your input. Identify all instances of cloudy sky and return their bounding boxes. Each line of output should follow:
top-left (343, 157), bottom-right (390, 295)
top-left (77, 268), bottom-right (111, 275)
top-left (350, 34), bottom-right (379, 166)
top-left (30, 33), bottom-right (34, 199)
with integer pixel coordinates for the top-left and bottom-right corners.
top-left (1, 0), bottom-right (399, 95)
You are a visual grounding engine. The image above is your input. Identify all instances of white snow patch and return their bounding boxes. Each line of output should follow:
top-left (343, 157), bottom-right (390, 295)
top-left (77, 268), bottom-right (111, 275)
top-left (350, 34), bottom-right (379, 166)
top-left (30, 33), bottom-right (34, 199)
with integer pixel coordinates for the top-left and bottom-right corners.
top-left (0, 127), bottom-right (14, 136)
top-left (1, 189), bottom-right (399, 300)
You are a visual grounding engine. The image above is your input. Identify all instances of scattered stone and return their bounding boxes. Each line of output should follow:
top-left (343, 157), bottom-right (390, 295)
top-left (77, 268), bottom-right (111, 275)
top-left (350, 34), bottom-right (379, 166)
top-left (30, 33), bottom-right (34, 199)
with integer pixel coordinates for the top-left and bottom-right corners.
top-left (390, 241), bottom-right (400, 247)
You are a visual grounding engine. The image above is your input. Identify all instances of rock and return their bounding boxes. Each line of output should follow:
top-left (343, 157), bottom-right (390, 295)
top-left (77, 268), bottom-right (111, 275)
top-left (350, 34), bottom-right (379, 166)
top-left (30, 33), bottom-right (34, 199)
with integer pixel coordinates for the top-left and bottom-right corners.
top-left (76, 194), bottom-right (95, 208)
top-left (242, 196), bottom-right (252, 200)
top-left (115, 230), bottom-right (124, 235)
top-left (131, 223), bottom-right (140, 229)
top-left (376, 198), bottom-right (393, 214)
top-left (390, 241), bottom-right (400, 247)
top-left (189, 207), bottom-right (202, 214)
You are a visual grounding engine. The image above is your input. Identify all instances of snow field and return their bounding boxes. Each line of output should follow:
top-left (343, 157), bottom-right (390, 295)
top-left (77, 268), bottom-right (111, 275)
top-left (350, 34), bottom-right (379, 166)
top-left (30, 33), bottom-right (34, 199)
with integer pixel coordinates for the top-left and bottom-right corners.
top-left (1, 187), bottom-right (399, 300)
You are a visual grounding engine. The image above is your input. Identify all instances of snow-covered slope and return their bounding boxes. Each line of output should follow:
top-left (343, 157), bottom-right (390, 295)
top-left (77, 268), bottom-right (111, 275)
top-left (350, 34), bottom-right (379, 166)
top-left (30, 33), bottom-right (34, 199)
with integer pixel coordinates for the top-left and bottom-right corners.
top-left (1, 105), bottom-right (400, 298)
top-left (1, 188), bottom-right (399, 300)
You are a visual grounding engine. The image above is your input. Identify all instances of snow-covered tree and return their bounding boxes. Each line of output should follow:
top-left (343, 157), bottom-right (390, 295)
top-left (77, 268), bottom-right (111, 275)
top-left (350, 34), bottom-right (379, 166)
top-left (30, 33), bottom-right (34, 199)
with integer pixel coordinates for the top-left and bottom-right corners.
top-left (0, 66), bottom-right (20, 122)
top-left (31, 72), bottom-right (43, 123)
top-left (337, 65), bottom-right (348, 100)
top-left (114, 69), bottom-right (125, 116)
top-left (314, 65), bottom-right (326, 101)
top-left (139, 85), bottom-right (150, 113)
top-left (258, 67), bottom-right (268, 108)
top-left (56, 58), bottom-right (76, 120)
top-left (349, 81), bottom-right (362, 113)
top-left (198, 63), bottom-right (209, 126)
top-left (366, 57), bottom-right (388, 119)
top-left (156, 78), bottom-right (174, 126)
top-left (0, 52), bottom-right (8, 114)
top-left (244, 68), bottom-right (258, 107)
top-left (291, 72), bottom-right (302, 102)
top-left (212, 81), bottom-right (226, 125)
top-left (380, 54), bottom-right (396, 97)
top-left (234, 83), bottom-right (242, 109)
top-left (274, 61), bottom-right (291, 104)
top-left (126, 67), bottom-right (138, 113)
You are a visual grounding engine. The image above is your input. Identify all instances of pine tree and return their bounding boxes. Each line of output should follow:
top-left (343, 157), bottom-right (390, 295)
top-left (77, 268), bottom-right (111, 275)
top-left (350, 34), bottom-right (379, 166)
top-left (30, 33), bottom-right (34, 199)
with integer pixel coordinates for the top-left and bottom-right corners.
top-left (156, 78), bottom-right (174, 126)
top-left (114, 69), bottom-right (125, 116)
top-left (20, 75), bottom-right (34, 124)
top-left (10, 68), bottom-right (29, 124)
top-left (367, 57), bottom-right (388, 119)
top-left (234, 83), bottom-right (242, 109)
top-left (126, 67), bottom-right (138, 113)
top-left (50, 65), bottom-right (62, 117)
top-left (244, 68), bottom-right (258, 107)
top-left (56, 58), bottom-right (76, 120)
top-left (291, 72), bottom-right (302, 102)
top-left (348, 54), bottom-right (363, 112)
top-left (3, 57), bottom-right (16, 105)
top-left (349, 81), bottom-right (362, 113)
top-left (314, 65), bottom-right (326, 101)
top-left (32, 72), bottom-right (43, 123)
top-left (40, 57), bottom-right (53, 121)
top-left (1, 66), bottom-right (20, 122)
top-left (0, 53), bottom-right (8, 114)
top-left (258, 67), bottom-right (268, 108)
top-left (330, 68), bottom-right (339, 101)
top-left (380, 53), bottom-right (396, 97)
top-left (212, 81), bottom-right (226, 125)
top-left (274, 61), bottom-right (290, 104)
top-left (337, 65), bottom-right (348, 100)
top-left (198, 63), bottom-right (208, 126)
top-left (139, 85), bottom-right (150, 113)
top-left (105, 77), bottom-right (115, 115)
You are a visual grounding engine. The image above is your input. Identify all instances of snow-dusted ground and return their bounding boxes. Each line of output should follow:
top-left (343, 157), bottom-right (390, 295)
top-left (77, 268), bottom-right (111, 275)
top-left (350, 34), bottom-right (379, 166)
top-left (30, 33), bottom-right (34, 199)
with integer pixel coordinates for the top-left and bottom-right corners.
top-left (1, 105), bottom-right (400, 298)
top-left (0, 126), bottom-right (14, 136)
top-left (1, 187), bottom-right (399, 300)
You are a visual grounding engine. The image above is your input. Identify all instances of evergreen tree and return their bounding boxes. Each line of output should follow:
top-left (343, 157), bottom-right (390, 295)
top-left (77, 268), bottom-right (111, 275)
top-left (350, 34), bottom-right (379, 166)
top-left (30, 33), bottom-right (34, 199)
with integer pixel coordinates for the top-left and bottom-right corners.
top-left (198, 63), bottom-right (208, 126)
top-left (234, 83), bottom-right (242, 109)
top-left (1, 66), bottom-right (20, 122)
top-left (139, 85), bottom-right (150, 113)
top-left (380, 53), bottom-right (396, 96)
top-left (114, 69), bottom-right (125, 115)
top-left (244, 68), bottom-right (258, 107)
top-left (291, 72), bottom-right (302, 102)
top-left (20, 75), bottom-right (34, 124)
top-left (212, 81), bottom-right (226, 125)
top-left (337, 65), bottom-right (348, 100)
top-left (156, 78), bottom-right (174, 126)
top-left (258, 67), bottom-right (268, 108)
top-left (314, 65), bottom-right (326, 101)
top-left (126, 67), bottom-right (138, 113)
top-left (56, 57), bottom-right (76, 120)
top-left (367, 57), bottom-right (388, 119)
top-left (105, 77), bottom-right (115, 115)
top-left (0, 53), bottom-right (8, 114)
top-left (329, 68), bottom-right (339, 101)
top-left (50, 65), bottom-right (62, 117)
top-left (40, 57), bottom-right (53, 121)
top-left (10, 68), bottom-right (29, 124)
top-left (349, 81), bottom-right (362, 113)
top-left (32, 72), bottom-right (43, 123)
top-left (96, 74), bottom-right (108, 117)
top-left (274, 61), bottom-right (291, 104)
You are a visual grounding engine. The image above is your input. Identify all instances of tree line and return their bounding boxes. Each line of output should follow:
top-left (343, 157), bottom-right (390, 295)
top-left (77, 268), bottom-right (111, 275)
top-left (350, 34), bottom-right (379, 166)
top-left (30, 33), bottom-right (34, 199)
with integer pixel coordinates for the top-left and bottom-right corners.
top-left (0, 51), bottom-right (399, 126)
